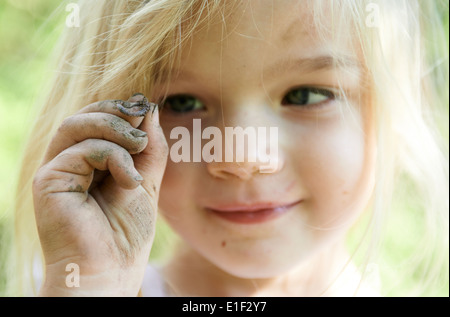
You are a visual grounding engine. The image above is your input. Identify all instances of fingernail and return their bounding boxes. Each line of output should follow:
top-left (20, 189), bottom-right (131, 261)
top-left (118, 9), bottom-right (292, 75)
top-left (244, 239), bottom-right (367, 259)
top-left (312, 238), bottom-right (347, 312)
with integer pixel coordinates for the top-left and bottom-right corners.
top-left (130, 129), bottom-right (147, 138)
top-left (134, 173), bottom-right (144, 182)
top-left (151, 104), bottom-right (160, 125)
top-left (150, 102), bottom-right (158, 114)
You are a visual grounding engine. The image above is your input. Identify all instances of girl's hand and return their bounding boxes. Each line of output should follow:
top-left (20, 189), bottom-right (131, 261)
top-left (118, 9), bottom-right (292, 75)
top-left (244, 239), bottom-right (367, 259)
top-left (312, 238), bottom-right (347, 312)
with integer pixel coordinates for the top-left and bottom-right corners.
top-left (32, 94), bottom-right (168, 296)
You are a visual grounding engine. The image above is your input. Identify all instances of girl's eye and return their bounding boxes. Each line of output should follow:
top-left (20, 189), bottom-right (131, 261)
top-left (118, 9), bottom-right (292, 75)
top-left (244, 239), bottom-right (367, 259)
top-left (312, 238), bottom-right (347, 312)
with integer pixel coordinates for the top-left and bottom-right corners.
top-left (162, 94), bottom-right (205, 113)
top-left (282, 87), bottom-right (335, 107)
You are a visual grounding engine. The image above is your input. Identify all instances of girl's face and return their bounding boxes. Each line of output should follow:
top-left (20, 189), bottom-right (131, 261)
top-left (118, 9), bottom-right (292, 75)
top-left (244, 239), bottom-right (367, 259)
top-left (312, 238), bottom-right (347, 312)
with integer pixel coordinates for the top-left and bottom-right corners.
top-left (155, 1), bottom-right (375, 278)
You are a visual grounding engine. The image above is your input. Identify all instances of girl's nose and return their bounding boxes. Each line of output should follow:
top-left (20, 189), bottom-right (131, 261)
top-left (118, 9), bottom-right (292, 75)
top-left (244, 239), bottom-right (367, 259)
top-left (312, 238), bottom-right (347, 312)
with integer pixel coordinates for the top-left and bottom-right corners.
top-left (206, 129), bottom-right (283, 180)
top-left (207, 161), bottom-right (260, 180)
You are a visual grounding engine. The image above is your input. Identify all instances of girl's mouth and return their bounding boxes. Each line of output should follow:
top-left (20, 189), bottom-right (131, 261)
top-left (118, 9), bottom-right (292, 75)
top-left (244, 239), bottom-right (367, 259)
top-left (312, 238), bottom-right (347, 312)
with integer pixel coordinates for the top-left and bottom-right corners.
top-left (205, 200), bottom-right (302, 224)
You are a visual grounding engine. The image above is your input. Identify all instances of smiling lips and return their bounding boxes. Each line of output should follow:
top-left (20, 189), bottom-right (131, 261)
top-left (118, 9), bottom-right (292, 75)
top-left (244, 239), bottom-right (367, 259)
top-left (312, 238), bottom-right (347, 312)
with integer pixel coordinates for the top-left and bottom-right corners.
top-left (205, 200), bottom-right (302, 224)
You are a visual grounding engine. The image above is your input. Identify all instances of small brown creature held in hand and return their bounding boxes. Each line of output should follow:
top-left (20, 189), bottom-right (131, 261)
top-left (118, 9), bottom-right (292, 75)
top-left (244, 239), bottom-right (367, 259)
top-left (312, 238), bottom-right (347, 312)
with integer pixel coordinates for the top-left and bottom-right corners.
top-left (115, 93), bottom-right (158, 117)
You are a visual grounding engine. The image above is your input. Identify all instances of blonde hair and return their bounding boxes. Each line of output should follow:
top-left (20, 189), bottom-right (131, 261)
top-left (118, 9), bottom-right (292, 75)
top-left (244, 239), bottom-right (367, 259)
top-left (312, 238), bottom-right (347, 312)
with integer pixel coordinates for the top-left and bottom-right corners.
top-left (4, 0), bottom-right (448, 296)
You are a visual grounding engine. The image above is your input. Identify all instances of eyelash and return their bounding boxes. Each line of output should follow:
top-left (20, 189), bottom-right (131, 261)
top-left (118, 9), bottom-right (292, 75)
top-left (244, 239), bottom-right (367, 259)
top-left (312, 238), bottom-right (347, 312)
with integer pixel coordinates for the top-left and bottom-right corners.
top-left (161, 87), bottom-right (338, 114)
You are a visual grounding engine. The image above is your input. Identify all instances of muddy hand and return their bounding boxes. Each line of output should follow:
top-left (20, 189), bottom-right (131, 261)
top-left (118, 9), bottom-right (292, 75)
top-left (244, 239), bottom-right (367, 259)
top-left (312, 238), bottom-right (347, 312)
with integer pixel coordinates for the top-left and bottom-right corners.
top-left (33, 93), bottom-right (168, 296)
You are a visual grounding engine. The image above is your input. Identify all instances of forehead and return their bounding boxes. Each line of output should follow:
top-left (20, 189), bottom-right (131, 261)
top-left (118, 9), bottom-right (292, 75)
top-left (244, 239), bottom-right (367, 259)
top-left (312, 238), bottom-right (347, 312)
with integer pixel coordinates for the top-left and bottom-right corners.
top-left (178, 1), bottom-right (356, 64)
top-left (218, 1), bottom-right (316, 44)
top-left (160, 0), bottom-right (364, 90)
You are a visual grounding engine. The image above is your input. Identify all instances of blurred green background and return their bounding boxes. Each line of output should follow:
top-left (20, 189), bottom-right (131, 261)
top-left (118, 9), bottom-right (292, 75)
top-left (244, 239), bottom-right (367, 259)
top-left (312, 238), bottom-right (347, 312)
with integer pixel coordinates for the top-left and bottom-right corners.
top-left (0, 0), bottom-right (66, 296)
top-left (0, 0), bottom-right (448, 296)
top-left (0, 0), bottom-right (64, 215)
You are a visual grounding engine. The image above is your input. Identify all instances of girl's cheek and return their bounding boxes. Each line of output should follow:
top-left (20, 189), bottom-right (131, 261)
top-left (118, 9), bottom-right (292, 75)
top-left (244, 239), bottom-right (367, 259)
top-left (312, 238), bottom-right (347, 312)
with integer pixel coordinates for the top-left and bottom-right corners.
top-left (291, 113), bottom-right (367, 226)
top-left (159, 161), bottom-right (191, 205)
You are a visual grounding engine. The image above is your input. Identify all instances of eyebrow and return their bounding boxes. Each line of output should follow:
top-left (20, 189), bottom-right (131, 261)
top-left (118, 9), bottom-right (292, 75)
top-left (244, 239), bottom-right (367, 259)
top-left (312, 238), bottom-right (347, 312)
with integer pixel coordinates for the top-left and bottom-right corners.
top-left (264, 55), bottom-right (362, 78)
top-left (159, 54), bottom-right (362, 84)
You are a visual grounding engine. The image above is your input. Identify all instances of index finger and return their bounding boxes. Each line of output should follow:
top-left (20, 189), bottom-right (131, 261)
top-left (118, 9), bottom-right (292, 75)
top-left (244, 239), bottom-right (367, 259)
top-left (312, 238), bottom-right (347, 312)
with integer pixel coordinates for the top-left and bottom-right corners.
top-left (78, 93), bottom-right (158, 128)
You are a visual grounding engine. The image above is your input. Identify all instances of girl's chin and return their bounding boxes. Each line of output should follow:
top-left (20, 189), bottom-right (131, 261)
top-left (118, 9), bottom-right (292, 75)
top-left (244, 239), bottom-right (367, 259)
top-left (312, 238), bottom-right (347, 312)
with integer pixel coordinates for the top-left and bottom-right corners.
top-left (205, 249), bottom-right (309, 280)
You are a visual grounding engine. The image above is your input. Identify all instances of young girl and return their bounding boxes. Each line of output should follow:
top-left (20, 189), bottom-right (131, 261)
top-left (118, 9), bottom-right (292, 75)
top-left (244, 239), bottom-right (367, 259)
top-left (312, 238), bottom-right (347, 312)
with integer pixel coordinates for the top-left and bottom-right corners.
top-left (5, 0), bottom-right (448, 296)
